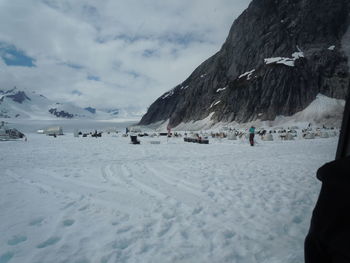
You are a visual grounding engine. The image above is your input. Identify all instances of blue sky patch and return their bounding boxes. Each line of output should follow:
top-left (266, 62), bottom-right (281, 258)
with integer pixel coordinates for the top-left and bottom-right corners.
top-left (162, 32), bottom-right (204, 46)
top-left (0, 42), bottom-right (36, 67)
top-left (72, 90), bottom-right (83, 96)
top-left (64, 63), bottom-right (84, 70)
top-left (87, 75), bottom-right (100, 81)
top-left (125, 70), bottom-right (140, 79)
top-left (142, 49), bottom-right (158, 58)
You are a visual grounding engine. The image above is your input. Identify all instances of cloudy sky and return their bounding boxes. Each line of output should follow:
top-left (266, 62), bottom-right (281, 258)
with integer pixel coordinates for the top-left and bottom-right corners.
top-left (0, 0), bottom-right (250, 111)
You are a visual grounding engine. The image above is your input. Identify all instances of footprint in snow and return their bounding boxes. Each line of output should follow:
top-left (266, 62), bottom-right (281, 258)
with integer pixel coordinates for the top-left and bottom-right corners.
top-left (7, 235), bottom-right (27, 246)
top-left (36, 237), bottom-right (61, 249)
top-left (29, 217), bottom-right (45, 226)
top-left (63, 201), bottom-right (76, 210)
top-left (112, 238), bottom-right (131, 250)
top-left (162, 211), bottom-right (176, 220)
top-left (62, 219), bottom-right (75, 227)
top-left (207, 191), bottom-right (215, 198)
top-left (192, 206), bottom-right (203, 215)
top-left (157, 221), bottom-right (173, 237)
top-left (292, 216), bottom-right (302, 224)
top-left (0, 251), bottom-right (14, 263)
top-left (223, 230), bottom-right (236, 239)
top-left (78, 205), bottom-right (89, 211)
top-left (116, 225), bottom-right (133, 234)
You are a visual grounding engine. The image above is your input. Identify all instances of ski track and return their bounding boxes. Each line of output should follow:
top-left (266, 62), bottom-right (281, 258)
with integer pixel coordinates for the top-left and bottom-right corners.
top-left (0, 134), bottom-right (335, 263)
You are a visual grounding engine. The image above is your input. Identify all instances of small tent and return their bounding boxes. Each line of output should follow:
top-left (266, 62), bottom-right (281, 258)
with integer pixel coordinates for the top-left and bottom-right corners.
top-left (285, 133), bottom-right (294, 140)
top-left (304, 133), bottom-right (315, 139)
top-left (320, 132), bottom-right (329, 138)
top-left (227, 133), bottom-right (237, 140)
top-left (0, 126), bottom-right (8, 140)
top-left (329, 131), bottom-right (337, 137)
top-left (263, 134), bottom-right (273, 141)
top-left (44, 126), bottom-right (63, 136)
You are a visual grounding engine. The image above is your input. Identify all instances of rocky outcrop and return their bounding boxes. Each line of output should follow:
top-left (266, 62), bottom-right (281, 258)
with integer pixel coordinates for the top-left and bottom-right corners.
top-left (48, 108), bottom-right (74, 118)
top-left (84, 107), bottom-right (96, 114)
top-left (6, 91), bottom-right (31, 104)
top-left (140, 0), bottom-right (350, 127)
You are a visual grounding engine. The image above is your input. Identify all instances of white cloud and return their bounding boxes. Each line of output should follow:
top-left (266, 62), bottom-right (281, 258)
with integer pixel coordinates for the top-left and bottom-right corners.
top-left (0, 0), bottom-right (251, 109)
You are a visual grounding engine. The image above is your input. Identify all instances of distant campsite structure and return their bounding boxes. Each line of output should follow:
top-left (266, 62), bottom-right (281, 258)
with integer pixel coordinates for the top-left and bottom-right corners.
top-left (37, 126), bottom-right (64, 136)
top-left (0, 121), bottom-right (25, 141)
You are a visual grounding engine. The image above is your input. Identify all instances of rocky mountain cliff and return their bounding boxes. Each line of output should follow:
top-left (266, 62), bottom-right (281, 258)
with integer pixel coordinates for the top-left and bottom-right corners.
top-left (139, 0), bottom-right (350, 128)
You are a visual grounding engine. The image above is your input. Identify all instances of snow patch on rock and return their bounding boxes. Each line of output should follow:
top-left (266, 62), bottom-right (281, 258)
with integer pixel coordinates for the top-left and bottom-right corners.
top-left (264, 51), bottom-right (304, 67)
top-left (209, 101), bottom-right (221, 109)
top-left (216, 87), bottom-right (227, 93)
top-left (162, 89), bottom-right (175, 99)
top-left (238, 69), bottom-right (255, 80)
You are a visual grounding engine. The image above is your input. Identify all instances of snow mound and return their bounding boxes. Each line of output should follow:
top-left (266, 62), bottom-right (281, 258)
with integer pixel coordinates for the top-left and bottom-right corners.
top-left (174, 112), bottom-right (215, 131)
top-left (285, 94), bottom-right (345, 125)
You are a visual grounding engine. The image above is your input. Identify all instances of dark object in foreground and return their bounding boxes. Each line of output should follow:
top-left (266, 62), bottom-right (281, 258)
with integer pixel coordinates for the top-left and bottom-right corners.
top-left (304, 157), bottom-right (350, 263)
top-left (130, 135), bottom-right (140, 144)
top-left (249, 133), bottom-right (254, 146)
top-left (91, 130), bottom-right (102, 138)
top-left (184, 137), bottom-right (209, 144)
top-left (159, 132), bottom-right (172, 136)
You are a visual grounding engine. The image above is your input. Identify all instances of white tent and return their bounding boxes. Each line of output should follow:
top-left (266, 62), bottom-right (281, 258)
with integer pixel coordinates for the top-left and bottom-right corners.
top-left (320, 132), bottom-right (329, 138)
top-left (44, 126), bottom-right (63, 136)
top-left (227, 133), bottom-right (237, 140)
top-left (0, 126), bottom-right (9, 140)
top-left (329, 131), bottom-right (337, 137)
top-left (285, 133), bottom-right (294, 140)
top-left (263, 134), bottom-right (273, 141)
top-left (74, 129), bottom-right (79, 137)
top-left (304, 133), bottom-right (315, 139)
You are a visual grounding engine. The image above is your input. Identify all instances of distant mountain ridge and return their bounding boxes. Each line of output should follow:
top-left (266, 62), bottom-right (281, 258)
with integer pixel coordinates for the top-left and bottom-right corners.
top-left (140, 0), bottom-right (350, 128)
top-left (0, 87), bottom-right (142, 120)
top-left (0, 87), bottom-right (95, 119)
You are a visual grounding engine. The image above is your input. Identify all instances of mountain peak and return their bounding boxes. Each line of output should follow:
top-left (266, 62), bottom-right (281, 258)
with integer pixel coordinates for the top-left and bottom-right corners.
top-left (6, 90), bottom-right (31, 104)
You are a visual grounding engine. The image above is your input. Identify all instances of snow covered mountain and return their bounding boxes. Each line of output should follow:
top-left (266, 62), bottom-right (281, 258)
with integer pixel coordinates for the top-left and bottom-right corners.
top-left (0, 87), bottom-right (109, 120)
top-left (140, 0), bottom-right (350, 128)
top-left (0, 87), bottom-right (96, 119)
top-left (99, 107), bottom-right (146, 120)
top-left (0, 87), bottom-right (142, 120)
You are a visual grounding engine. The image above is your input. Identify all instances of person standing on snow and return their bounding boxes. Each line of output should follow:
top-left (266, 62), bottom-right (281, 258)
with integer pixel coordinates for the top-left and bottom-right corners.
top-left (249, 126), bottom-right (255, 146)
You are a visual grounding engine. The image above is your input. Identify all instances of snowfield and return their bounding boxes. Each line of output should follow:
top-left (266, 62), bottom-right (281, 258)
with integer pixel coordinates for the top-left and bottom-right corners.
top-left (0, 132), bottom-right (338, 263)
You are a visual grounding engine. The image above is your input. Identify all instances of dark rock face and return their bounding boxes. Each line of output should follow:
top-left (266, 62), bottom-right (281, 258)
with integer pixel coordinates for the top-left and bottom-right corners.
top-left (84, 107), bottom-right (96, 114)
top-left (6, 91), bottom-right (31, 104)
top-left (140, 0), bottom-right (350, 127)
top-left (49, 108), bottom-right (74, 118)
top-left (107, 109), bottom-right (119, 115)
